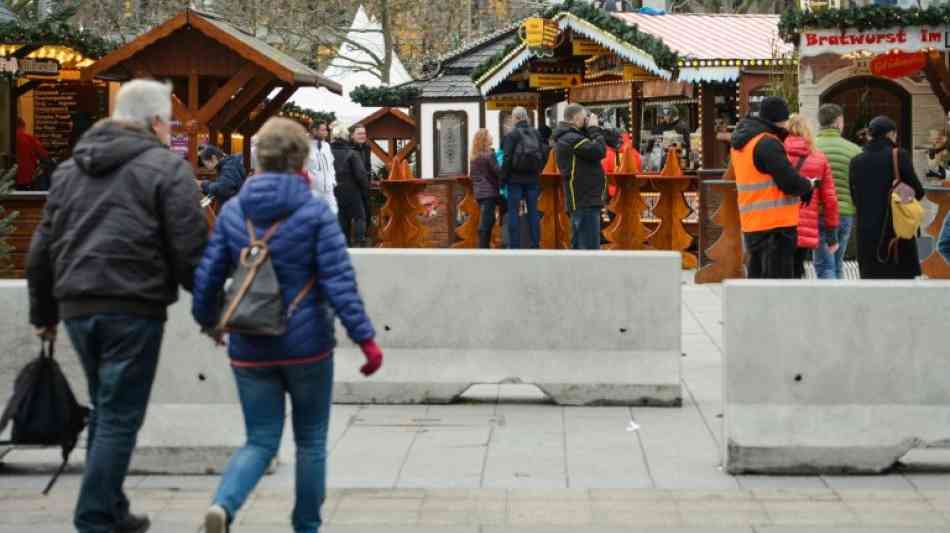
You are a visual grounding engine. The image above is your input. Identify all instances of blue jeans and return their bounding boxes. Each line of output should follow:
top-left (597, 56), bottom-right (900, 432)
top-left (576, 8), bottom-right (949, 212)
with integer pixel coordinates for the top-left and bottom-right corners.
top-left (213, 357), bottom-right (334, 533)
top-left (814, 215), bottom-right (853, 279)
top-left (571, 207), bottom-right (601, 250)
top-left (65, 314), bottom-right (163, 533)
top-left (939, 211), bottom-right (950, 263)
top-left (507, 182), bottom-right (540, 249)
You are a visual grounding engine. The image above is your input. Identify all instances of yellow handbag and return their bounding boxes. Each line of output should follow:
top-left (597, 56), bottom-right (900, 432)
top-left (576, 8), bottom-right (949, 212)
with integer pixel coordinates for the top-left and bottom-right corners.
top-left (889, 148), bottom-right (924, 240)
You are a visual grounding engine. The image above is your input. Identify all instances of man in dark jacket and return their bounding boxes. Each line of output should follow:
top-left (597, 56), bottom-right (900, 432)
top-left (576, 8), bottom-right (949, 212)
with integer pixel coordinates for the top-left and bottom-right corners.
top-left (554, 103), bottom-right (608, 250)
top-left (730, 96), bottom-right (813, 278)
top-left (332, 123), bottom-right (370, 246)
top-left (501, 106), bottom-right (545, 248)
top-left (26, 80), bottom-right (208, 533)
top-left (199, 145), bottom-right (247, 206)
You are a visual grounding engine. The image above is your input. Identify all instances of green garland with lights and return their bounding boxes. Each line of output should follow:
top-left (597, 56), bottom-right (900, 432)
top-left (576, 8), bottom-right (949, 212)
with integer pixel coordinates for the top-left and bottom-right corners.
top-left (0, 8), bottom-right (115, 59)
top-left (470, 0), bottom-right (679, 82)
top-left (779, 5), bottom-right (950, 44)
top-left (279, 102), bottom-right (335, 127)
top-left (349, 85), bottom-right (421, 107)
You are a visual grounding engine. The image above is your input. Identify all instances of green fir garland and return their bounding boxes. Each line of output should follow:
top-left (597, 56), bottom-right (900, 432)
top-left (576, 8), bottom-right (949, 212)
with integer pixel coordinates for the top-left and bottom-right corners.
top-left (779, 5), bottom-right (950, 44)
top-left (349, 85), bottom-right (421, 107)
top-left (0, 9), bottom-right (115, 60)
top-left (279, 102), bottom-right (336, 127)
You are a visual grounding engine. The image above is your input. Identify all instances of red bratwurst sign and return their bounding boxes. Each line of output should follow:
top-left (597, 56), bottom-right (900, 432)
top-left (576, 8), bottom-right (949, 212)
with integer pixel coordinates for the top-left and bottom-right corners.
top-left (800, 26), bottom-right (949, 57)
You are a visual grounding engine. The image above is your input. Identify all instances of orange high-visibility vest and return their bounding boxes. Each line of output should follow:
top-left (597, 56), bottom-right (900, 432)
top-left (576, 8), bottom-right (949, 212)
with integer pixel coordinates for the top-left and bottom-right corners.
top-left (731, 133), bottom-right (800, 233)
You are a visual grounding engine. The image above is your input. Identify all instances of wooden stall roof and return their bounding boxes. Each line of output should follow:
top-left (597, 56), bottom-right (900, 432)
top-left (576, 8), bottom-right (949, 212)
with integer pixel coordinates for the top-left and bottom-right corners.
top-left (81, 9), bottom-right (341, 94)
top-left (355, 107), bottom-right (416, 138)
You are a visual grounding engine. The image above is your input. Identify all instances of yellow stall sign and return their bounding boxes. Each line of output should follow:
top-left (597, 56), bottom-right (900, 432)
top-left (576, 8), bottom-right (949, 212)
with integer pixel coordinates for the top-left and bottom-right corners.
top-left (573, 39), bottom-right (608, 56)
top-left (521, 18), bottom-right (561, 49)
top-left (529, 73), bottom-right (583, 88)
top-left (623, 64), bottom-right (659, 82)
top-left (487, 95), bottom-right (539, 111)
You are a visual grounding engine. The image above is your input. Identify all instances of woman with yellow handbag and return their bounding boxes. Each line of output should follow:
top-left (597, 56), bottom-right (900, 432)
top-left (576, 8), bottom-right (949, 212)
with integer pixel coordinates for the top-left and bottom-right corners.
top-left (849, 116), bottom-right (926, 279)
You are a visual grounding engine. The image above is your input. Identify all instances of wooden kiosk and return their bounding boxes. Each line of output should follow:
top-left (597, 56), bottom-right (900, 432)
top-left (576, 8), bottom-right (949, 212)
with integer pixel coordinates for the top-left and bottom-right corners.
top-left (1, 9), bottom-right (342, 278)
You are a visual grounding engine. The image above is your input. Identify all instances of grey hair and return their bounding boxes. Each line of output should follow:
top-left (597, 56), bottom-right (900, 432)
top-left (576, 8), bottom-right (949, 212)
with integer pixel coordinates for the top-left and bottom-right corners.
top-left (331, 121), bottom-right (351, 141)
top-left (255, 117), bottom-right (311, 173)
top-left (564, 103), bottom-right (587, 123)
top-left (112, 79), bottom-right (173, 128)
top-left (512, 106), bottom-right (530, 123)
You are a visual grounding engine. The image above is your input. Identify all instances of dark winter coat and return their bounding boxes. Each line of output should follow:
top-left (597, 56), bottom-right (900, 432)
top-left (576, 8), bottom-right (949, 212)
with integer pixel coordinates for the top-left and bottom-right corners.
top-left (332, 140), bottom-right (369, 196)
top-left (849, 138), bottom-right (925, 279)
top-left (191, 173), bottom-right (375, 364)
top-left (501, 121), bottom-right (544, 184)
top-left (201, 154), bottom-right (247, 205)
top-left (352, 141), bottom-right (373, 179)
top-left (470, 153), bottom-right (502, 200)
top-left (553, 122), bottom-right (608, 212)
top-left (731, 116), bottom-right (813, 198)
top-left (26, 120), bottom-right (208, 325)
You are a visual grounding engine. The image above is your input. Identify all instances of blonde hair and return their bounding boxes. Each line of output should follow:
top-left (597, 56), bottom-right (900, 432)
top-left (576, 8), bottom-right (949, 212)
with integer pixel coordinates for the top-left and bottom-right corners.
top-left (255, 117), bottom-right (311, 173)
top-left (786, 114), bottom-right (815, 148)
top-left (470, 128), bottom-right (494, 160)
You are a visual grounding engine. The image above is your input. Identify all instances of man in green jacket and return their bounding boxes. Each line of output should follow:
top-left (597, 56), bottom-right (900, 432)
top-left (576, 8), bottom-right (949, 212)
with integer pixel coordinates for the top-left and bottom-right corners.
top-left (814, 103), bottom-right (861, 279)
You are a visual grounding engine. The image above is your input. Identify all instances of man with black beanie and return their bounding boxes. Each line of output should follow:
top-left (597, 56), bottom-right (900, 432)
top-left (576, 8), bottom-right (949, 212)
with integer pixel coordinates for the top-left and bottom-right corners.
top-left (730, 96), bottom-right (814, 278)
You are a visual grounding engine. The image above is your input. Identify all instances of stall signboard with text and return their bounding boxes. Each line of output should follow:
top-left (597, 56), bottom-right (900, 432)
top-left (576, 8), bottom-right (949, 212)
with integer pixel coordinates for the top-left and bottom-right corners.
top-left (529, 73), bottom-right (582, 88)
top-left (870, 51), bottom-right (927, 79)
top-left (800, 25), bottom-right (949, 57)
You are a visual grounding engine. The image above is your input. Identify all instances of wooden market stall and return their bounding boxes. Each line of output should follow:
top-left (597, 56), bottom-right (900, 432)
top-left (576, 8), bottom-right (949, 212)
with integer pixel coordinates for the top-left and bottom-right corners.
top-left (696, 5), bottom-right (950, 282)
top-left (0, 13), bottom-right (113, 278)
top-left (82, 9), bottom-right (342, 170)
top-left (1, 9), bottom-right (342, 278)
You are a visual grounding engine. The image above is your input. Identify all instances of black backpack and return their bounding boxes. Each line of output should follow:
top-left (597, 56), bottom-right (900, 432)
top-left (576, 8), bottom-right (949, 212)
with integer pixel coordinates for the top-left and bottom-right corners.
top-left (511, 128), bottom-right (544, 173)
top-left (0, 341), bottom-right (90, 494)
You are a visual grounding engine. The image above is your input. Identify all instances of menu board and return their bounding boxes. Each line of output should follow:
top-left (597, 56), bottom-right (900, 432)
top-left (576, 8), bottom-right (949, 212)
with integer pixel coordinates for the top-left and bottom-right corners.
top-left (33, 81), bottom-right (108, 162)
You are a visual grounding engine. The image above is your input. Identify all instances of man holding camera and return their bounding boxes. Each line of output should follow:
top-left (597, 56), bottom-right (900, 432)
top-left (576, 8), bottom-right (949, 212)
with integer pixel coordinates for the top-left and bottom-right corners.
top-left (554, 104), bottom-right (608, 250)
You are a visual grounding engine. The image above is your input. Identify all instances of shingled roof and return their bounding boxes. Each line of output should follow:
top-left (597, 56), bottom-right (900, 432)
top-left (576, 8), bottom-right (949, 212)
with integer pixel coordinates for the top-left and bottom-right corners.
top-left (407, 25), bottom-right (518, 100)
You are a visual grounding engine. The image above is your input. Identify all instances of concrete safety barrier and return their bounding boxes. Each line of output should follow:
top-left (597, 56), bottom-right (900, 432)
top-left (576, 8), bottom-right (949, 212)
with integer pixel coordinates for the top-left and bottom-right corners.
top-left (723, 280), bottom-right (950, 474)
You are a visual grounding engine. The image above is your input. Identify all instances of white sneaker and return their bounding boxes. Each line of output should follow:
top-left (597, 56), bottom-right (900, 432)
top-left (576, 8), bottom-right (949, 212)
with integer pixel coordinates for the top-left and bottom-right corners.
top-left (204, 504), bottom-right (228, 533)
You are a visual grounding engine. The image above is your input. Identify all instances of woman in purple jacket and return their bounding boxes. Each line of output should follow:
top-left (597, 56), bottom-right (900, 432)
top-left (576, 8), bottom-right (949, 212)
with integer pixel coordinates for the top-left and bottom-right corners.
top-left (470, 128), bottom-right (503, 248)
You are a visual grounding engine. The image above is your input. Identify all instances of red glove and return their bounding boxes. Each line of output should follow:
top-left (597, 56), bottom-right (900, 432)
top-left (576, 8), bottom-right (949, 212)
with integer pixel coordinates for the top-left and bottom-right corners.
top-left (359, 339), bottom-right (383, 377)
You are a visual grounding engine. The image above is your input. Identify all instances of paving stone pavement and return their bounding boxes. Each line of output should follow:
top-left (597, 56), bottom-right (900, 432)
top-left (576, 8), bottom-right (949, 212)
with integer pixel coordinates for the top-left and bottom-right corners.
top-left (2, 277), bottom-right (950, 531)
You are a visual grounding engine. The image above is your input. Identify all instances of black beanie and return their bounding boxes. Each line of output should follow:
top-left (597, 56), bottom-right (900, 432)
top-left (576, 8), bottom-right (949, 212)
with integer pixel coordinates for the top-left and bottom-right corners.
top-left (759, 96), bottom-right (790, 124)
top-left (869, 116), bottom-right (897, 139)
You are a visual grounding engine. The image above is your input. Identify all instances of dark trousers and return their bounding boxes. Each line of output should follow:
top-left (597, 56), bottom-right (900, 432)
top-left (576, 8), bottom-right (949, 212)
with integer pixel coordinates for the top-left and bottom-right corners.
top-left (507, 182), bottom-right (540, 249)
top-left (794, 247), bottom-right (811, 279)
top-left (336, 188), bottom-right (366, 247)
top-left (744, 228), bottom-right (798, 279)
top-left (65, 314), bottom-right (163, 533)
top-left (571, 207), bottom-right (602, 250)
top-left (478, 198), bottom-right (499, 249)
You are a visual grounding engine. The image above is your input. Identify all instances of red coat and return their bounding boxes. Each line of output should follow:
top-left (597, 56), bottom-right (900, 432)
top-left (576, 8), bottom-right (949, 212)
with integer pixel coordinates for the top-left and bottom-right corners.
top-left (15, 128), bottom-right (48, 187)
top-left (784, 135), bottom-right (839, 249)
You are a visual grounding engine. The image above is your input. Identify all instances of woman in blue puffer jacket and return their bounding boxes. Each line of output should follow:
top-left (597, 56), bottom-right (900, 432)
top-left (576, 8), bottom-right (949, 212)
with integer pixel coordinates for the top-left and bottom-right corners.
top-left (192, 117), bottom-right (383, 533)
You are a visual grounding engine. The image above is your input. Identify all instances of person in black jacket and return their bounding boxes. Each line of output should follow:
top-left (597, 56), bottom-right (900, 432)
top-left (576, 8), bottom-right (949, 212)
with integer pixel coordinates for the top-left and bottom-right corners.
top-left (199, 145), bottom-right (247, 206)
top-left (850, 116), bottom-right (926, 279)
top-left (501, 106), bottom-right (544, 248)
top-left (554, 103), bottom-right (608, 250)
top-left (350, 125), bottom-right (373, 235)
top-left (332, 122), bottom-right (370, 246)
top-left (26, 80), bottom-right (208, 533)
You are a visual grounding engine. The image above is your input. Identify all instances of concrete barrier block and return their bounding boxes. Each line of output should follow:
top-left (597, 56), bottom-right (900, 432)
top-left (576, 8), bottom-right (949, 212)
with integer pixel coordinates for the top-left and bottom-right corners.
top-left (334, 249), bottom-right (682, 406)
top-left (724, 280), bottom-right (950, 474)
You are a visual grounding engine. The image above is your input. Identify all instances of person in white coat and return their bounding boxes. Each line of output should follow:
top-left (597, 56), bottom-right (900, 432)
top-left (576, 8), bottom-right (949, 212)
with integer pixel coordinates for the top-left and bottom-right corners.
top-left (306, 121), bottom-right (338, 213)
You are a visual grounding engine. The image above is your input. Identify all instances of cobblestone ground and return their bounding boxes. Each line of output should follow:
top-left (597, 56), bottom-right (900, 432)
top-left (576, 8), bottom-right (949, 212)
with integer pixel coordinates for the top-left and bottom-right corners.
top-left (2, 279), bottom-right (949, 532)
top-left (1, 477), bottom-right (949, 532)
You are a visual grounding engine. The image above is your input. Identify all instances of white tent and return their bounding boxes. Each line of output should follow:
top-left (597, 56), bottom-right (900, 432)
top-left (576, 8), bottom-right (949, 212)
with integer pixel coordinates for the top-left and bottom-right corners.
top-left (289, 5), bottom-right (412, 126)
